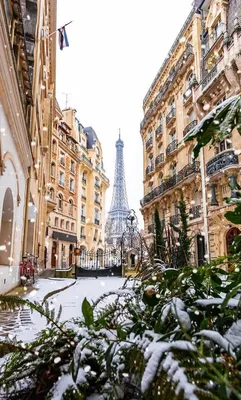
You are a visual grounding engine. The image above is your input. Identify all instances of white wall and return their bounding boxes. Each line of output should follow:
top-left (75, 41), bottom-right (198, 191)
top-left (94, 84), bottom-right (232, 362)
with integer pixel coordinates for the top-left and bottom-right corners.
top-left (0, 106), bottom-right (27, 294)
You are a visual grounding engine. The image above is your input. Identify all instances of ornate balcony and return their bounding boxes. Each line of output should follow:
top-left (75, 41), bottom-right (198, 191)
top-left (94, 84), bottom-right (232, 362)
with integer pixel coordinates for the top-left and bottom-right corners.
top-left (148, 224), bottom-right (155, 234)
top-left (189, 205), bottom-right (201, 220)
top-left (141, 161), bottom-right (200, 207)
top-left (206, 150), bottom-right (239, 176)
top-left (156, 125), bottom-right (163, 138)
top-left (183, 120), bottom-right (197, 137)
top-left (146, 137), bottom-right (153, 150)
top-left (170, 214), bottom-right (180, 226)
top-left (81, 215), bottom-right (86, 223)
top-left (201, 64), bottom-right (218, 89)
top-left (166, 108), bottom-right (176, 126)
top-left (155, 153), bottom-right (164, 167)
top-left (166, 139), bottom-right (178, 156)
top-left (146, 164), bottom-right (154, 176)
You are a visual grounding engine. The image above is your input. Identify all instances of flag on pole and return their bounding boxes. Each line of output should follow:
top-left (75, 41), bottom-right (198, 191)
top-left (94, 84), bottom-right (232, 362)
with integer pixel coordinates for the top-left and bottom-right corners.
top-left (58, 26), bottom-right (69, 50)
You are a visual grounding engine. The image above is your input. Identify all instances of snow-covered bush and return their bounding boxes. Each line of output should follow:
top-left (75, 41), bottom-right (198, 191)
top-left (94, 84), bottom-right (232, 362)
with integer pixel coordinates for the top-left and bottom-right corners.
top-left (1, 262), bottom-right (241, 399)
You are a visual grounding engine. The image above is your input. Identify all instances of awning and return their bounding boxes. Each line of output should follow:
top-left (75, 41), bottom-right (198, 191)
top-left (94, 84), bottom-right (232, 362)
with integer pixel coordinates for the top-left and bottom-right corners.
top-left (52, 231), bottom-right (77, 243)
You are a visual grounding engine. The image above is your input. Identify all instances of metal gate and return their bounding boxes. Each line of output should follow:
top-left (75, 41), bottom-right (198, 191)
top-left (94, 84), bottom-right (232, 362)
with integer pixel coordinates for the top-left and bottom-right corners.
top-left (75, 248), bottom-right (122, 278)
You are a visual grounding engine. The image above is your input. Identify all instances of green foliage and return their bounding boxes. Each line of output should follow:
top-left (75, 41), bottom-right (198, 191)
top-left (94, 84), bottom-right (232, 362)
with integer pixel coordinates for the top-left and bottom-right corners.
top-left (184, 95), bottom-right (241, 158)
top-left (1, 260), bottom-right (241, 399)
top-left (154, 207), bottom-right (166, 261)
top-left (169, 192), bottom-right (192, 268)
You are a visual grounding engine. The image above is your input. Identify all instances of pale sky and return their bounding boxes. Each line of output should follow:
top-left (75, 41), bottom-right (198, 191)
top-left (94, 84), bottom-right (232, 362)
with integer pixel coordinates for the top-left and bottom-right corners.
top-left (56, 0), bottom-right (193, 228)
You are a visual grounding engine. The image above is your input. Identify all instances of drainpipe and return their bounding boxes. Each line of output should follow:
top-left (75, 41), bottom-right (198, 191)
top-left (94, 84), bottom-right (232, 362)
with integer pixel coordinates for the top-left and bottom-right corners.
top-left (22, 167), bottom-right (31, 257)
top-left (200, 147), bottom-right (210, 262)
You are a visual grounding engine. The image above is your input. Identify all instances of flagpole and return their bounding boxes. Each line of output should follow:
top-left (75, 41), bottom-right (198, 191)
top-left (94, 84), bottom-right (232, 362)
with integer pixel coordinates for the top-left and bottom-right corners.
top-left (49, 21), bottom-right (73, 38)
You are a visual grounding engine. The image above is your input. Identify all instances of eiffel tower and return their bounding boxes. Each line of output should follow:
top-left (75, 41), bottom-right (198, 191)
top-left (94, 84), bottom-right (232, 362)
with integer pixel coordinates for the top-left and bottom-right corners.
top-left (105, 133), bottom-right (129, 246)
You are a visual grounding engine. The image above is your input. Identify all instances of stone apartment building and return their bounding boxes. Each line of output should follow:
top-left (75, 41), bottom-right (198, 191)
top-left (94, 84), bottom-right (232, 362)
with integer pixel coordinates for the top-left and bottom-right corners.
top-left (47, 106), bottom-right (109, 268)
top-left (140, 0), bottom-right (241, 264)
top-left (0, 0), bottom-right (56, 294)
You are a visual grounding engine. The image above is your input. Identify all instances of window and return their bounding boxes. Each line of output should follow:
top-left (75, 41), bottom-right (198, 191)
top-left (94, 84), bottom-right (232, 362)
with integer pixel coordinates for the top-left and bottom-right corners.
top-left (60, 219), bottom-right (64, 229)
top-left (171, 163), bottom-right (177, 177)
top-left (169, 98), bottom-right (175, 111)
top-left (148, 129), bottom-right (153, 139)
top-left (81, 204), bottom-right (85, 216)
top-left (69, 178), bottom-right (75, 192)
top-left (81, 227), bottom-right (85, 238)
top-left (59, 171), bottom-right (65, 186)
top-left (94, 208), bottom-right (99, 222)
top-left (95, 192), bottom-right (100, 204)
top-left (71, 223), bottom-right (74, 232)
top-left (66, 221), bottom-right (70, 231)
top-left (82, 187), bottom-right (86, 199)
top-left (212, 19), bottom-right (223, 42)
top-left (170, 129), bottom-right (176, 143)
top-left (51, 162), bottom-right (56, 177)
top-left (52, 139), bottom-right (57, 153)
top-left (82, 172), bottom-right (87, 184)
top-left (58, 194), bottom-right (63, 210)
top-left (49, 188), bottom-right (55, 200)
top-left (69, 199), bottom-right (73, 215)
top-left (59, 151), bottom-right (65, 166)
top-left (158, 114), bottom-right (162, 127)
top-left (186, 72), bottom-right (194, 90)
top-left (54, 217), bottom-right (59, 227)
top-left (93, 229), bottom-right (98, 241)
top-left (70, 160), bottom-right (75, 173)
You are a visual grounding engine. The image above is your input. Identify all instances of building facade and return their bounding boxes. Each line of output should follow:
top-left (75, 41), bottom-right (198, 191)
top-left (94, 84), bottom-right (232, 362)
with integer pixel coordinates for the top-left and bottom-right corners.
top-left (140, 0), bottom-right (241, 264)
top-left (47, 107), bottom-right (109, 268)
top-left (0, 0), bottom-right (56, 293)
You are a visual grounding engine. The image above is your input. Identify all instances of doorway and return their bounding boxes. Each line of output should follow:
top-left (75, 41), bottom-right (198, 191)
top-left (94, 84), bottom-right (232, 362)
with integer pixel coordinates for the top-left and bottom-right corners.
top-left (69, 244), bottom-right (73, 266)
top-left (51, 241), bottom-right (57, 267)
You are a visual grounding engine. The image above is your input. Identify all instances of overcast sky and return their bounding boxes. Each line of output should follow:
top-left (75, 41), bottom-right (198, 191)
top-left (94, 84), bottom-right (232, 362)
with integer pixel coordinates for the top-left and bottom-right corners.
top-left (56, 0), bottom-right (193, 228)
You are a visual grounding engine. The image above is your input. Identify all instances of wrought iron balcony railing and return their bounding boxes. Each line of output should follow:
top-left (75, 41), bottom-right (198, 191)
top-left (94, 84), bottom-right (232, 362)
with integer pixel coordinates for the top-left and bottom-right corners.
top-left (95, 183), bottom-right (101, 190)
top-left (189, 205), bottom-right (201, 220)
top-left (95, 199), bottom-right (101, 205)
top-left (156, 125), bottom-right (163, 137)
top-left (166, 108), bottom-right (176, 125)
top-left (141, 161), bottom-right (200, 207)
top-left (170, 214), bottom-right (180, 226)
top-left (146, 164), bottom-right (154, 176)
top-left (148, 224), bottom-right (155, 234)
top-left (81, 195), bottom-right (87, 201)
top-left (146, 136), bottom-right (153, 150)
top-left (80, 234), bottom-right (86, 239)
top-left (82, 177), bottom-right (87, 185)
top-left (183, 120), bottom-right (197, 137)
top-left (206, 150), bottom-right (239, 176)
top-left (201, 64), bottom-right (218, 89)
top-left (155, 153), bottom-right (164, 167)
top-left (81, 215), bottom-right (86, 223)
top-left (166, 139), bottom-right (178, 156)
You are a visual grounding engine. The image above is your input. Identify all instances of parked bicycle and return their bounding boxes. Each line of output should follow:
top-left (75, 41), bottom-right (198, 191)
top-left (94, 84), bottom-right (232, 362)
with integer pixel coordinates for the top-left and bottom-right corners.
top-left (19, 253), bottom-right (37, 285)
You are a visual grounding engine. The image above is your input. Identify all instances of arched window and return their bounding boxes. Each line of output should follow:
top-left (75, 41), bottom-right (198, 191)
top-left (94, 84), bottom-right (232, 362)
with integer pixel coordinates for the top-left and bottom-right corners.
top-left (58, 194), bottom-right (63, 210)
top-left (226, 228), bottom-right (240, 254)
top-left (50, 162), bottom-right (55, 177)
top-left (69, 199), bottom-right (73, 215)
top-left (66, 221), bottom-right (70, 230)
top-left (52, 139), bottom-right (57, 153)
top-left (71, 223), bottom-right (75, 232)
top-left (0, 188), bottom-right (13, 265)
top-left (54, 217), bottom-right (59, 227)
top-left (60, 219), bottom-right (64, 229)
top-left (49, 188), bottom-right (55, 200)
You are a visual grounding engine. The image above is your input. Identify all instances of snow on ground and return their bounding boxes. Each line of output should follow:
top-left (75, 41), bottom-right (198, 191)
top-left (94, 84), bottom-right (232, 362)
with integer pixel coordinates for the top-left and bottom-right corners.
top-left (15, 277), bottom-right (126, 342)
